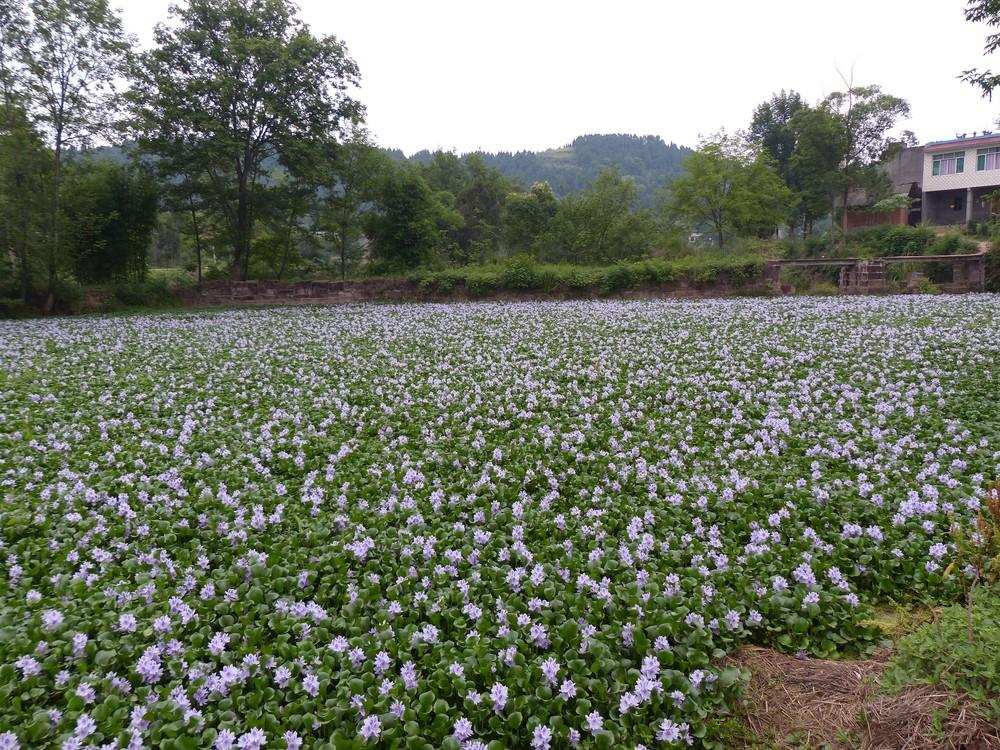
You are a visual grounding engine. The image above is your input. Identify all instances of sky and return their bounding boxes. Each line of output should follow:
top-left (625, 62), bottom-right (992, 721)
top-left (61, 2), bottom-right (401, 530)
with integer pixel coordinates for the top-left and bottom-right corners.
top-left (117, 0), bottom-right (1000, 156)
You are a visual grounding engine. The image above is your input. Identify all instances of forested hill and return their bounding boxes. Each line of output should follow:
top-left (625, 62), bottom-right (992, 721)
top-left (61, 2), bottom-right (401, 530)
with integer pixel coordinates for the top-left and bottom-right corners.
top-left (390, 134), bottom-right (693, 206)
top-left (87, 134), bottom-right (692, 207)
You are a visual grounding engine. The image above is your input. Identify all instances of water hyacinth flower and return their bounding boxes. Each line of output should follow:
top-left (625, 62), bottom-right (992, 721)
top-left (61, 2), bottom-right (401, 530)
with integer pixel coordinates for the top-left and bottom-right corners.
top-left (359, 715), bottom-right (381, 742)
top-left (0, 299), bottom-right (995, 748)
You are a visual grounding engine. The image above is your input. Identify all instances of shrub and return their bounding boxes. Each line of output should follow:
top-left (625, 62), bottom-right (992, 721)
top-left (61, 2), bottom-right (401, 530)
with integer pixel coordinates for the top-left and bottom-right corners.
top-left (51, 277), bottom-right (84, 314)
top-left (882, 587), bottom-right (1000, 722)
top-left (848, 225), bottom-right (934, 256)
top-left (598, 263), bottom-right (635, 294)
top-left (987, 244), bottom-right (1000, 292)
top-left (0, 298), bottom-right (33, 319)
top-left (927, 233), bottom-right (978, 256)
top-left (501, 255), bottom-right (540, 290)
top-left (112, 278), bottom-right (178, 308)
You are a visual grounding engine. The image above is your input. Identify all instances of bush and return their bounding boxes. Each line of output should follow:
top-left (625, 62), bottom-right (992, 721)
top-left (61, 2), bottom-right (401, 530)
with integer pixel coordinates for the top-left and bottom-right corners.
top-left (882, 587), bottom-right (1000, 722)
top-left (987, 244), bottom-right (1000, 292)
top-left (927, 233), bottom-right (978, 255)
top-left (112, 278), bottom-right (178, 308)
top-left (501, 255), bottom-right (540, 290)
top-left (0, 298), bottom-right (33, 319)
top-left (847, 225), bottom-right (935, 256)
top-left (51, 277), bottom-right (84, 314)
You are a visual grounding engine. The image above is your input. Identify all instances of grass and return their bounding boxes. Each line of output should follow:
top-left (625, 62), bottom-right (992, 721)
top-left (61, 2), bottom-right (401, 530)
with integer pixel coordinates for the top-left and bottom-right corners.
top-left (881, 586), bottom-right (1000, 723)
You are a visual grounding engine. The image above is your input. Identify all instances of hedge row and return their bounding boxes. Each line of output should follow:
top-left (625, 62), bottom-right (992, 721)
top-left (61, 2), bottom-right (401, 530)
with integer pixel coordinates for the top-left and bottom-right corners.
top-left (406, 256), bottom-right (767, 297)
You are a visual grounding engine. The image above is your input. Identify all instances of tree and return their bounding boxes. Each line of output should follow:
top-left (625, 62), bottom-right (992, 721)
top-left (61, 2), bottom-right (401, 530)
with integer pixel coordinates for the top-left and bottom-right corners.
top-left (787, 105), bottom-right (847, 236)
top-left (130, 0), bottom-right (363, 279)
top-left (419, 151), bottom-right (470, 197)
top-left (749, 90), bottom-right (805, 186)
top-left (364, 166), bottom-right (461, 269)
top-left (20, 0), bottom-right (132, 299)
top-left (252, 171), bottom-right (319, 279)
top-left (0, 0), bottom-right (27, 107)
top-left (544, 168), bottom-right (658, 263)
top-left (503, 181), bottom-right (558, 253)
top-left (962, 1), bottom-right (1000, 97)
top-left (452, 155), bottom-right (513, 262)
top-left (61, 160), bottom-right (159, 283)
top-left (0, 103), bottom-right (52, 302)
top-left (822, 84), bottom-right (911, 242)
top-left (320, 139), bottom-right (391, 279)
top-left (665, 140), bottom-right (793, 247)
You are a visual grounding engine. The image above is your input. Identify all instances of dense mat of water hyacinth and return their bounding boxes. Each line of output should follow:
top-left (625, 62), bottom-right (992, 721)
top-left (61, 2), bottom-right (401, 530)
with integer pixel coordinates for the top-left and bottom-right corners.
top-left (1, 297), bottom-right (999, 750)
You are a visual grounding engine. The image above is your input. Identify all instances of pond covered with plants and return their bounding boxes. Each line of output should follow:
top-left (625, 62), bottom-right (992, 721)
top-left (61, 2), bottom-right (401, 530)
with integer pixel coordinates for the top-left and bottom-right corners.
top-left (1, 297), bottom-right (997, 749)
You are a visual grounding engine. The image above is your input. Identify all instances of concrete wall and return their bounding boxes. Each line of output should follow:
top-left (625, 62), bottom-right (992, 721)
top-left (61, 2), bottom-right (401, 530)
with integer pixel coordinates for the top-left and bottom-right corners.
top-left (923, 149), bottom-right (1000, 191)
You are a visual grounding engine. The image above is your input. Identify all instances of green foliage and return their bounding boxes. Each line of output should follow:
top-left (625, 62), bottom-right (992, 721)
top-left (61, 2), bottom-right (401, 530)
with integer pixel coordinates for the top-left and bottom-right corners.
top-left (869, 194), bottom-right (911, 213)
top-left (109, 277), bottom-right (177, 308)
top-left (503, 182), bottom-right (559, 253)
top-left (963, 1), bottom-right (1000, 97)
top-left (0, 103), bottom-right (51, 302)
top-left (665, 139), bottom-right (793, 247)
top-left (409, 254), bottom-right (766, 297)
top-left (844, 226), bottom-right (977, 258)
top-left (61, 160), bottom-right (159, 283)
top-left (847, 225), bottom-right (935, 256)
top-left (365, 165), bottom-right (462, 270)
top-left (130, 0), bottom-right (363, 279)
top-left (749, 89), bottom-right (805, 185)
top-left (48, 275), bottom-right (83, 313)
top-left (987, 242), bottom-right (1000, 292)
top-left (882, 587), bottom-right (1000, 722)
top-left (540, 168), bottom-right (659, 263)
top-left (407, 134), bottom-right (692, 208)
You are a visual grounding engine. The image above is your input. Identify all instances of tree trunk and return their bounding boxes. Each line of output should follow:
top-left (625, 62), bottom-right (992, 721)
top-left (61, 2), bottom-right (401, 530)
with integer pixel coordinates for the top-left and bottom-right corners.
top-left (232, 172), bottom-right (251, 280)
top-left (46, 131), bottom-right (64, 312)
top-left (340, 219), bottom-right (348, 281)
top-left (187, 197), bottom-right (203, 291)
top-left (840, 186), bottom-right (850, 248)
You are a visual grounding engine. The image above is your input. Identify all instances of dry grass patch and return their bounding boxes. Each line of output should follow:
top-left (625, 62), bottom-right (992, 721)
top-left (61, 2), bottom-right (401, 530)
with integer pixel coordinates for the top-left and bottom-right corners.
top-left (726, 646), bottom-right (1000, 750)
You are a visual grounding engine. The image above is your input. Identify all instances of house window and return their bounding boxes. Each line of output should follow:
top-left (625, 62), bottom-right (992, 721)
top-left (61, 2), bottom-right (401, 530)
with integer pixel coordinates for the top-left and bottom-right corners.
top-left (977, 146), bottom-right (1000, 171)
top-left (932, 151), bottom-right (965, 176)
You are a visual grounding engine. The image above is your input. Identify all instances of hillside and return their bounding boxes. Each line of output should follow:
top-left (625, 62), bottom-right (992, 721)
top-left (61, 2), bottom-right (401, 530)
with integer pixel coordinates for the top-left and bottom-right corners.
top-left (86, 133), bottom-right (694, 207)
top-left (398, 134), bottom-right (693, 206)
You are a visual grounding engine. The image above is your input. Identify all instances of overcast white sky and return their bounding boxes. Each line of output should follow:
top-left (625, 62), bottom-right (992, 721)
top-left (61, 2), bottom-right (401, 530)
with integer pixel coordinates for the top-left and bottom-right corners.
top-left (118, 0), bottom-right (999, 155)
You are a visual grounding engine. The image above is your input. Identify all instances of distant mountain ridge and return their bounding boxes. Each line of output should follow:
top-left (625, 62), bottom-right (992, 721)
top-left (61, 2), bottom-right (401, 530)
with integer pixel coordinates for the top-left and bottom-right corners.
top-left (389, 134), bottom-right (693, 207)
top-left (85, 133), bottom-right (694, 207)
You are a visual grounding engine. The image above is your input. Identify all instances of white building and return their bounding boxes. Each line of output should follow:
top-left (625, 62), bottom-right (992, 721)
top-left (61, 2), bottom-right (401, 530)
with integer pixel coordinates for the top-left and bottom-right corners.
top-left (922, 132), bottom-right (1000, 224)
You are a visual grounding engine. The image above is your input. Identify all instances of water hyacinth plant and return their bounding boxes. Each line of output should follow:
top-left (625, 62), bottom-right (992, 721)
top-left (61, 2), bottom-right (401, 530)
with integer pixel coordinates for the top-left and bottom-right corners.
top-left (0, 297), bottom-right (997, 749)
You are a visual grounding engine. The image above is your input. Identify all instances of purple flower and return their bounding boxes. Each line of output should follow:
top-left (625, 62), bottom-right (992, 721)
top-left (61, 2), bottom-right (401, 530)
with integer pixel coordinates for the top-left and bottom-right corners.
top-left (532, 724), bottom-right (552, 750)
top-left (559, 679), bottom-right (577, 699)
top-left (490, 682), bottom-right (508, 713)
top-left (453, 717), bottom-right (473, 741)
top-left (359, 715), bottom-right (381, 742)
top-left (237, 728), bottom-right (266, 750)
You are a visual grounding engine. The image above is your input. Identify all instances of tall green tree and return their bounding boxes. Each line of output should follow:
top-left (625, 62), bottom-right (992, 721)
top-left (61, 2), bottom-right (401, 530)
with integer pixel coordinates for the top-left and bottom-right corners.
top-left (452, 155), bottom-right (513, 262)
top-left (419, 151), bottom-right (470, 197)
top-left (665, 139), bottom-right (793, 247)
top-left (0, 104), bottom-right (52, 302)
top-left (0, 0), bottom-right (27, 107)
top-left (822, 85), bottom-right (911, 241)
top-left (788, 105), bottom-right (847, 236)
top-left (503, 181), bottom-right (558, 253)
top-left (365, 165), bottom-right (461, 269)
top-left (130, 0), bottom-right (363, 279)
top-left (61, 160), bottom-right (159, 283)
top-left (20, 0), bottom-right (131, 299)
top-left (320, 139), bottom-right (390, 279)
top-left (749, 90), bottom-right (805, 185)
top-left (544, 168), bottom-right (657, 263)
